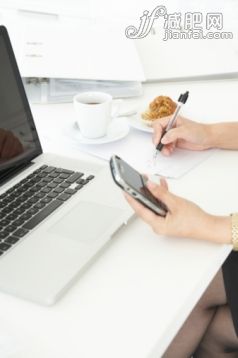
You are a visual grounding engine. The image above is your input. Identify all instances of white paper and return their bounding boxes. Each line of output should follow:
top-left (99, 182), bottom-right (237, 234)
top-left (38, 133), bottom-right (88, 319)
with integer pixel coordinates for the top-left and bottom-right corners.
top-left (6, 21), bottom-right (145, 81)
top-left (62, 126), bottom-right (217, 179)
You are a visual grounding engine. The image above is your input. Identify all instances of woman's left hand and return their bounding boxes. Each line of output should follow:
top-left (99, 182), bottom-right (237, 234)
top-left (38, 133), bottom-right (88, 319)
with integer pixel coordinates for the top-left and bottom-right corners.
top-left (125, 179), bottom-right (231, 245)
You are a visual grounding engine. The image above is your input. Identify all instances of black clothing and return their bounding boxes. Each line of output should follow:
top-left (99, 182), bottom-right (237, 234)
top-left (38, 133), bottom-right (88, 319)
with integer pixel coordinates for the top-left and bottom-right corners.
top-left (222, 251), bottom-right (238, 336)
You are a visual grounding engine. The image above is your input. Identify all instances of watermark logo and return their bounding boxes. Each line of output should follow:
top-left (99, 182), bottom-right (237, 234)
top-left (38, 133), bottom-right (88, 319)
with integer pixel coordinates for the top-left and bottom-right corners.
top-left (125, 5), bottom-right (233, 40)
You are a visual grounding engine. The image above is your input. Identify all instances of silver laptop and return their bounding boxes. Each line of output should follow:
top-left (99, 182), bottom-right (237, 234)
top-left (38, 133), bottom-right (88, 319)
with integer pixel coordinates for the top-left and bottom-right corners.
top-left (0, 26), bottom-right (133, 305)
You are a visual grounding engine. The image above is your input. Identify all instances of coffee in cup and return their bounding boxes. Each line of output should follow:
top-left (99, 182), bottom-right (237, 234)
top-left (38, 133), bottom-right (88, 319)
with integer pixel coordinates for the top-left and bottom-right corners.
top-left (73, 92), bottom-right (120, 139)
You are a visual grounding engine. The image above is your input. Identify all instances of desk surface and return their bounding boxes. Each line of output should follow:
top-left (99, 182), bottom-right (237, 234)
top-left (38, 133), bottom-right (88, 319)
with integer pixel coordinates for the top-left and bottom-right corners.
top-left (0, 79), bottom-right (238, 358)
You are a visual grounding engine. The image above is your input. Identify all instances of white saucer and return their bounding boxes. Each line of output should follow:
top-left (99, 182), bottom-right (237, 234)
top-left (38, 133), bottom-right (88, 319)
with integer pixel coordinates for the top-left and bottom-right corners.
top-left (71, 117), bottom-right (130, 145)
top-left (129, 114), bottom-right (153, 133)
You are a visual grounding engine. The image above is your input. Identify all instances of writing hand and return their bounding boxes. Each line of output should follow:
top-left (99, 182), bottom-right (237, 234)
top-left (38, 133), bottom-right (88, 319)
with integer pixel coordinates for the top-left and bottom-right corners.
top-left (152, 116), bottom-right (212, 156)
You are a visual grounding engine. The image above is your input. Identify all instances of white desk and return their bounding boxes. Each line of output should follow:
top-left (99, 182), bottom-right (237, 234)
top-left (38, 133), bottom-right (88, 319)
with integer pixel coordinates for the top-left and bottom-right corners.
top-left (0, 79), bottom-right (238, 358)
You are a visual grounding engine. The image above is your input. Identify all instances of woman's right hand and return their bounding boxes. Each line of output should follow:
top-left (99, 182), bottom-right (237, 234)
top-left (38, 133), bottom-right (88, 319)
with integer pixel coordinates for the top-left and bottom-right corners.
top-left (152, 115), bottom-right (213, 156)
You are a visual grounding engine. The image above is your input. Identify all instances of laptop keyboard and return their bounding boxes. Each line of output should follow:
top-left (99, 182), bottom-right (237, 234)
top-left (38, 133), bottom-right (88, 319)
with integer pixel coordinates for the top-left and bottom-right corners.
top-left (0, 165), bottom-right (95, 257)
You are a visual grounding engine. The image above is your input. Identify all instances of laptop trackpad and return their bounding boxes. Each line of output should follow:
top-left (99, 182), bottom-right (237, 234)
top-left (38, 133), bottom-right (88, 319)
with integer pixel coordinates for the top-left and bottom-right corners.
top-left (49, 201), bottom-right (123, 243)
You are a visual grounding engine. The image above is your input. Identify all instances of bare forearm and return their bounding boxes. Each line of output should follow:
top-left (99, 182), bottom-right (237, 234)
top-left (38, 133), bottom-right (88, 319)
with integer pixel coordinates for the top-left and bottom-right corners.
top-left (207, 122), bottom-right (238, 150)
top-left (189, 211), bottom-right (231, 245)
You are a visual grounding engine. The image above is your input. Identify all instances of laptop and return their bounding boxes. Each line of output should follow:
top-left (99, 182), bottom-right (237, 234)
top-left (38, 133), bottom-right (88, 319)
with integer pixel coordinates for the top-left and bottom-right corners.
top-left (0, 26), bottom-right (133, 305)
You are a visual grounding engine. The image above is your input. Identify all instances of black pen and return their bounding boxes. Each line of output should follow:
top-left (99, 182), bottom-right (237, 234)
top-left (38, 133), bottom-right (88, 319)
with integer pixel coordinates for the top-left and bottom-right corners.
top-left (155, 91), bottom-right (189, 156)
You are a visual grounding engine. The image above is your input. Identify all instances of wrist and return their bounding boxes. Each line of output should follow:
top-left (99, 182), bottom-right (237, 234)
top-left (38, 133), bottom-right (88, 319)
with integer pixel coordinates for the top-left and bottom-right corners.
top-left (206, 123), bottom-right (225, 149)
top-left (203, 214), bottom-right (231, 244)
top-left (189, 211), bottom-right (231, 244)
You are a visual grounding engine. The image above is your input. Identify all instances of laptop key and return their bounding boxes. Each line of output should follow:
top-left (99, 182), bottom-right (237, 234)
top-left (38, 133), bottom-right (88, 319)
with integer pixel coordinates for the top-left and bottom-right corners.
top-left (66, 172), bottom-right (84, 184)
top-left (2, 207), bottom-right (13, 214)
top-left (27, 173), bottom-right (36, 180)
top-left (49, 172), bottom-right (60, 179)
top-left (47, 192), bottom-right (58, 199)
top-left (59, 182), bottom-right (70, 189)
top-left (86, 175), bottom-right (95, 180)
top-left (18, 214), bottom-right (32, 222)
top-left (41, 197), bottom-right (53, 204)
top-left (35, 192), bottom-right (46, 199)
top-left (28, 197), bottom-right (39, 204)
top-left (27, 181), bottom-right (37, 188)
top-left (59, 173), bottom-right (71, 179)
top-left (38, 173), bottom-right (46, 178)
top-left (39, 165), bottom-right (48, 171)
top-left (42, 177), bottom-right (53, 183)
top-left (13, 208), bottom-right (24, 216)
top-left (13, 228), bottom-right (29, 238)
top-left (42, 166), bottom-right (56, 174)
top-left (76, 179), bottom-right (89, 185)
top-left (64, 189), bottom-right (77, 195)
top-left (5, 187), bottom-right (16, 194)
top-left (27, 207), bottom-right (39, 216)
top-left (0, 192), bottom-right (8, 199)
top-left (47, 182), bottom-right (58, 189)
top-left (2, 198), bottom-right (11, 205)
top-left (23, 191), bottom-right (33, 199)
top-left (53, 178), bottom-right (64, 184)
top-left (0, 231), bottom-right (9, 240)
top-left (53, 187), bottom-right (64, 194)
top-left (8, 203), bottom-right (19, 211)
top-left (23, 199), bottom-right (63, 230)
top-left (61, 169), bottom-right (75, 174)
top-left (57, 193), bottom-right (71, 201)
top-left (8, 202), bottom-right (20, 210)
top-left (13, 218), bottom-right (26, 227)
top-left (8, 194), bottom-right (17, 201)
top-left (0, 219), bottom-right (11, 227)
top-left (0, 212), bottom-right (7, 219)
top-left (5, 213), bottom-right (18, 221)
top-left (5, 225), bottom-right (18, 233)
top-left (41, 187), bottom-right (51, 194)
top-left (19, 195), bottom-right (28, 202)
top-left (38, 181), bottom-right (47, 188)
top-left (5, 236), bottom-right (20, 245)
top-left (33, 202), bottom-right (46, 210)
top-left (29, 186), bottom-right (40, 193)
top-left (0, 242), bottom-right (11, 251)
top-left (19, 202), bottom-right (31, 210)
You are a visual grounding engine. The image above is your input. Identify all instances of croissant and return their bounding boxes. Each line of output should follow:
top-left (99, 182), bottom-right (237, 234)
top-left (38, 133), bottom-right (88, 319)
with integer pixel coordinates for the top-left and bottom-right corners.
top-left (142, 96), bottom-right (176, 121)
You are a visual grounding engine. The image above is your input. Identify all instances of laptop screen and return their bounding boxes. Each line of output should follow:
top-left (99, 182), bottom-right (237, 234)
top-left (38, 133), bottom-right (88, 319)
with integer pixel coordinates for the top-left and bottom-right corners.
top-left (0, 26), bottom-right (42, 181)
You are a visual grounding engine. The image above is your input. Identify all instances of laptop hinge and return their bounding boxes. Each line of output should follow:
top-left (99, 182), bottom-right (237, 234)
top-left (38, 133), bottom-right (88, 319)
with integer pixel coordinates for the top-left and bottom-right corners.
top-left (0, 161), bottom-right (34, 187)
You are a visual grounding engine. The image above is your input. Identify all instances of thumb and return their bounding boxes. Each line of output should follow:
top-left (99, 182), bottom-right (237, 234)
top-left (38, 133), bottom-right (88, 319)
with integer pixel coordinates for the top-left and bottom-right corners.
top-left (161, 127), bottom-right (188, 145)
top-left (147, 181), bottom-right (174, 209)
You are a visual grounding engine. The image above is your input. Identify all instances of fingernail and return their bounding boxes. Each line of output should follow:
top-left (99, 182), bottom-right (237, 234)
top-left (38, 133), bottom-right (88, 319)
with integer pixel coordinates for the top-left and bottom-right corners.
top-left (161, 135), bottom-right (169, 144)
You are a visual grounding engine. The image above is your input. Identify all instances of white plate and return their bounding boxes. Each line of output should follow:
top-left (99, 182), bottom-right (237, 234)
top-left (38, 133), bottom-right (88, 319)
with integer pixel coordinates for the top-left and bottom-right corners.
top-left (70, 117), bottom-right (130, 145)
top-left (129, 114), bottom-right (153, 133)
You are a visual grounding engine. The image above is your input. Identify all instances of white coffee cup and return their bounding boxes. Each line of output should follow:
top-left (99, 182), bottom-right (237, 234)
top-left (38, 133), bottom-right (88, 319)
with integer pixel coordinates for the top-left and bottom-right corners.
top-left (73, 91), bottom-right (120, 139)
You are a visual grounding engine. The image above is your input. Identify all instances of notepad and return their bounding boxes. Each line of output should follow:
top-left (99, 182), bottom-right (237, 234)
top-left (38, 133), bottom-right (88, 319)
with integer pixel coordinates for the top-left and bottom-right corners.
top-left (62, 125), bottom-right (217, 179)
top-left (133, 143), bottom-right (217, 178)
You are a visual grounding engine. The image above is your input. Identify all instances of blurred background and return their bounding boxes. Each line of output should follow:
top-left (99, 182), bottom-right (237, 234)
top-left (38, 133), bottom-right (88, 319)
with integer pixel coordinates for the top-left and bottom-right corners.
top-left (0, 0), bottom-right (237, 102)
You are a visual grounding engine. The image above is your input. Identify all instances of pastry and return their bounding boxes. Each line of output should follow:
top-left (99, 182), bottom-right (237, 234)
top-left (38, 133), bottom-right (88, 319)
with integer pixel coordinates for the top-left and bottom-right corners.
top-left (142, 95), bottom-right (176, 124)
